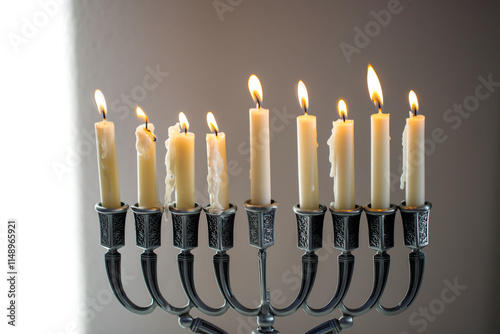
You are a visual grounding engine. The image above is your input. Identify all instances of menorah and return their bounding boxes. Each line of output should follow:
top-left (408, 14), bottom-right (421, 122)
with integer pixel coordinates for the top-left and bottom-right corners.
top-left (95, 198), bottom-right (431, 334)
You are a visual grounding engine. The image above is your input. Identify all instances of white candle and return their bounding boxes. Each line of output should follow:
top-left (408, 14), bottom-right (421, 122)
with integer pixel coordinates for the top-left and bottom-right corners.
top-left (94, 90), bottom-right (121, 208)
top-left (206, 112), bottom-right (229, 212)
top-left (401, 90), bottom-right (425, 207)
top-left (165, 112), bottom-right (195, 210)
top-left (327, 100), bottom-right (355, 210)
top-left (248, 75), bottom-right (271, 205)
top-left (296, 81), bottom-right (319, 210)
top-left (367, 65), bottom-right (390, 209)
top-left (135, 106), bottom-right (159, 208)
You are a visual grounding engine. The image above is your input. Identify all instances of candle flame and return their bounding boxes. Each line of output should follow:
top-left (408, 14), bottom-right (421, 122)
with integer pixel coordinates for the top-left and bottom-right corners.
top-left (94, 89), bottom-right (107, 118)
top-left (338, 99), bottom-right (348, 120)
top-left (179, 112), bottom-right (189, 132)
top-left (136, 106), bottom-right (148, 120)
top-left (367, 65), bottom-right (384, 110)
top-left (409, 90), bottom-right (419, 116)
top-left (206, 112), bottom-right (219, 134)
top-left (248, 74), bottom-right (263, 107)
top-left (297, 80), bottom-right (309, 113)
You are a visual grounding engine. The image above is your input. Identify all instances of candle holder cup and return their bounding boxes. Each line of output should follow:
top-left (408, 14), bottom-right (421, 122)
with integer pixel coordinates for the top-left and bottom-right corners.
top-left (131, 204), bottom-right (163, 250)
top-left (96, 198), bottom-right (432, 333)
top-left (365, 204), bottom-right (398, 253)
top-left (294, 204), bottom-right (327, 253)
top-left (169, 203), bottom-right (202, 251)
top-left (203, 204), bottom-right (237, 252)
top-left (330, 204), bottom-right (363, 253)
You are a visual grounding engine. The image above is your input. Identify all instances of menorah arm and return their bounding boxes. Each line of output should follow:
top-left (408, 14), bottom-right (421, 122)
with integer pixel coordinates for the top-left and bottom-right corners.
top-left (305, 315), bottom-right (353, 334)
top-left (104, 250), bottom-right (156, 314)
top-left (178, 251), bottom-right (229, 316)
top-left (178, 314), bottom-right (228, 334)
top-left (304, 253), bottom-right (354, 316)
top-left (271, 252), bottom-right (319, 317)
top-left (213, 252), bottom-right (260, 316)
top-left (140, 250), bottom-right (191, 315)
top-left (341, 251), bottom-right (390, 317)
top-left (377, 250), bottom-right (425, 316)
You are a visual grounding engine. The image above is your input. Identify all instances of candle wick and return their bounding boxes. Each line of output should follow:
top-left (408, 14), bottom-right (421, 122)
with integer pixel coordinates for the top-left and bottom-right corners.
top-left (184, 127), bottom-right (187, 135)
top-left (412, 107), bottom-right (418, 117)
top-left (214, 128), bottom-right (218, 138)
top-left (255, 95), bottom-right (261, 109)
top-left (145, 117), bottom-right (148, 130)
top-left (102, 108), bottom-right (107, 121)
top-left (342, 113), bottom-right (346, 122)
top-left (149, 130), bottom-right (157, 142)
top-left (304, 106), bottom-right (308, 115)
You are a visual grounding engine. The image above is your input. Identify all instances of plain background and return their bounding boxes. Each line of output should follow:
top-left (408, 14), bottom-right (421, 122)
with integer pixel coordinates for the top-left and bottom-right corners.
top-left (2, 1), bottom-right (500, 334)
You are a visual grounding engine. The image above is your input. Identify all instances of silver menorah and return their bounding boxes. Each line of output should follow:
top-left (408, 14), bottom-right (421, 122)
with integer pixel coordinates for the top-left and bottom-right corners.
top-left (95, 199), bottom-right (431, 334)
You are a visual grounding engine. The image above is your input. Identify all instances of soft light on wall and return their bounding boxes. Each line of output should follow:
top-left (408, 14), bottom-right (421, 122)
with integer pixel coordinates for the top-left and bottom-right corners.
top-left (0, 1), bottom-right (82, 333)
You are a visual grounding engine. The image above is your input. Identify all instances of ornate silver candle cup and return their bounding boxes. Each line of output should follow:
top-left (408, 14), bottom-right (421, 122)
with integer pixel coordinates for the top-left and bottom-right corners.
top-left (203, 204), bottom-right (237, 252)
top-left (244, 199), bottom-right (278, 249)
top-left (399, 201), bottom-right (432, 250)
top-left (95, 202), bottom-right (129, 250)
top-left (131, 204), bottom-right (163, 250)
top-left (294, 204), bottom-right (327, 253)
top-left (330, 204), bottom-right (364, 253)
top-left (365, 204), bottom-right (398, 253)
top-left (169, 203), bottom-right (202, 251)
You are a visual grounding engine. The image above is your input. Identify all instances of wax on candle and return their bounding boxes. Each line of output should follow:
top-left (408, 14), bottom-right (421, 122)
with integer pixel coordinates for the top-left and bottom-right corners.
top-left (165, 112), bottom-right (195, 210)
top-left (206, 112), bottom-right (229, 213)
top-left (94, 89), bottom-right (121, 208)
top-left (401, 90), bottom-right (425, 207)
top-left (367, 65), bottom-right (390, 209)
top-left (296, 81), bottom-right (319, 210)
top-left (248, 75), bottom-right (271, 205)
top-left (327, 100), bottom-right (355, 210)
top-left (135, 106), bottom-right (160, 208)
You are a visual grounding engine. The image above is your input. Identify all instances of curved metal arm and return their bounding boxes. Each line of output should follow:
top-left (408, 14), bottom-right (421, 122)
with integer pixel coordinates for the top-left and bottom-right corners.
top-left (105, 250), bottom-right (156, 314)
top-left (377, 250), bottom-right (425, 316)
top-left (270, 252), bottom-right (318, 317)
top-left (304, 253), bottom-right (354, 316)
top-left (178, 251), bottom-right (229, 316)
top-left (178, 314), bottom-right (228, 334)
top-left (213, 252), bottom-right (260, 316)
top-left (140, 250), bottom-right (190, 315)
top-left (341, 251), bottom-right (390, 317)
top-left (305, 316), bottom-right (353, 334)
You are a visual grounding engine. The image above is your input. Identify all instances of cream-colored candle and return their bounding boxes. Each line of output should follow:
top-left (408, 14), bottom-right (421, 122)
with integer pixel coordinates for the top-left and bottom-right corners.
top-left (206, 112), bottom-right (229, 212)
top-left (135, 106), bottom-right (159, 208)
top-left (296, 81), bottom-right (319, 210)
top-left (165, 112), bottom-right (195, 210)
top-left (367, 65), bottom-right (390, 209)
top-left (94, 90), bottom-right (121, 208)
top-left (248, 75), bottom-right (271, 205)
top-left (327, 100), bottom-right (355, 210)
top-left (401, 90), bottom-right (425, 207)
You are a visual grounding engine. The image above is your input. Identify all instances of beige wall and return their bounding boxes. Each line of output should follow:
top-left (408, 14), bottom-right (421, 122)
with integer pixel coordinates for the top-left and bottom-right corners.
top-left (73, 1), bottom-right (500, 333)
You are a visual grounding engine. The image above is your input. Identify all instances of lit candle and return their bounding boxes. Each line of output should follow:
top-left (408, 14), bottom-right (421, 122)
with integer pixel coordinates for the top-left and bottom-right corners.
top-left (94, 89), bottom-right (121, 208)
top-left (401, 90), bottom-right (425, 207)
top-left (296, 81), bottom-right (319, 210)
top-left (367, 65), bottom-right (390, 209)
top-left (327, 99), bottom-right (355, 210)
top-left (135, 106), bottom-right (159, 208)
top-left (165, 112), bottom-right (195, 210)
top-left (206, 112), bottom-right (229, 212)
top-left (248, 75), bottom-right (271, 205)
